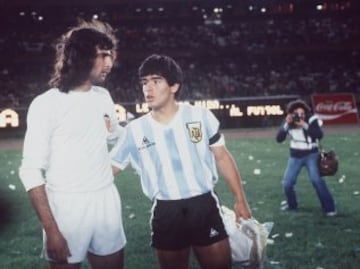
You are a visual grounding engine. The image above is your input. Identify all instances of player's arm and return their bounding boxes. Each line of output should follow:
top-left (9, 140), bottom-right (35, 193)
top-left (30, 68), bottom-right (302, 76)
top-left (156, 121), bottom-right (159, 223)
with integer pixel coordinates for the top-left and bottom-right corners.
top-left (19, 96), bottom-right (70, 262)
top-left (110, 125), bottom-right (132, 176)
top-left (211, 144), bottom-right (252, 221)
top-left (28, 185), bottom-right (71, 263)
top-left (104, 90), bottom-right (124, 146)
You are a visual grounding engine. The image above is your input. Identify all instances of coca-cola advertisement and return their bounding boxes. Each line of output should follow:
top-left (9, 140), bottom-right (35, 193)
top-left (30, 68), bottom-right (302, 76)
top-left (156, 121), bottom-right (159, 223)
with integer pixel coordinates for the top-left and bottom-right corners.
top-left (311, 93), bottom-right (359, 124)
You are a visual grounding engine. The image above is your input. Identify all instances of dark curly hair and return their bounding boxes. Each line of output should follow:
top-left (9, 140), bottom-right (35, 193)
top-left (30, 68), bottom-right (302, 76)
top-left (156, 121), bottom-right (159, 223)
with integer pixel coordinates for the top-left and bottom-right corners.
top-left (286, 99), bottom-right (311, 114)
top-left (49, 20), bottom-right (117, 93)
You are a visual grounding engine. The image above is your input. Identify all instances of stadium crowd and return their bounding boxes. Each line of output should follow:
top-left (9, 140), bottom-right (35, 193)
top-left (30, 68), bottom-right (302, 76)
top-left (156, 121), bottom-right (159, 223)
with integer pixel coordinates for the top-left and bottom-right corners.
top-left (0, 0), bottom-right (359, 108)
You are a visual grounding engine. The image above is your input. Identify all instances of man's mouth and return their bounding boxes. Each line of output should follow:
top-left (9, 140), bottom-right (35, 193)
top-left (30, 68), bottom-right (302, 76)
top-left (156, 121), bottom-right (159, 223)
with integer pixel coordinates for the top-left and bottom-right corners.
top-left (145, 95), bottom-right (154, 102)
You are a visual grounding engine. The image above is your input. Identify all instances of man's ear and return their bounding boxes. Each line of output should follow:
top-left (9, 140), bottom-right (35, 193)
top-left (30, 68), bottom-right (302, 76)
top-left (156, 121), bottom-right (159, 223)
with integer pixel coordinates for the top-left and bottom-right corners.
top-left (170, 83), bottom-right (180, 94)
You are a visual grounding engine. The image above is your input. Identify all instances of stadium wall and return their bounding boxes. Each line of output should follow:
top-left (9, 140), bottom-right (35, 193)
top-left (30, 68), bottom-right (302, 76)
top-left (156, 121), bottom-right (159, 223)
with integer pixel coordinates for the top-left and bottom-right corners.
top-left (1, 94), bottom-right (358, 139)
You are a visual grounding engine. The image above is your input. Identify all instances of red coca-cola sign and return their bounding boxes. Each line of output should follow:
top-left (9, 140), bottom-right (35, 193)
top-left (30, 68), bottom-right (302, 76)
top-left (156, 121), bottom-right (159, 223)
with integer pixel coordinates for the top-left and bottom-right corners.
top-left (311, 93), bottom-right (359, 124)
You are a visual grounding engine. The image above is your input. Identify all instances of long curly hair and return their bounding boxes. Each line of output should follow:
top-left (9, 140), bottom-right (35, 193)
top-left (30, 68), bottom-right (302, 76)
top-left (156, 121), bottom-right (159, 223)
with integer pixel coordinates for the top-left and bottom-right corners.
top-left (49, 20), bottom-right (117, 92)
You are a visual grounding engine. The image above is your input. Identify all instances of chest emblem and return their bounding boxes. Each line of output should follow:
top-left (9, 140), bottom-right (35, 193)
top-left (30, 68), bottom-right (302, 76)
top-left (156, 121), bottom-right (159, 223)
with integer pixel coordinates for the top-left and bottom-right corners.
top-left (138, 136), bottom-right (155, 150)
top-left (104, 114), bottom-right (111, 132)
top-left (186, 122), bottom-right (202, 143)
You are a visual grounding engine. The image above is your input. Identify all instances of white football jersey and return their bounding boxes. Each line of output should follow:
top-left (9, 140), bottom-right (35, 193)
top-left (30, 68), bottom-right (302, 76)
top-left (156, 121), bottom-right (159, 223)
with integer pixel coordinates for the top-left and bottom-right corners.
top-left (19, 86), bottom-right (122, 192)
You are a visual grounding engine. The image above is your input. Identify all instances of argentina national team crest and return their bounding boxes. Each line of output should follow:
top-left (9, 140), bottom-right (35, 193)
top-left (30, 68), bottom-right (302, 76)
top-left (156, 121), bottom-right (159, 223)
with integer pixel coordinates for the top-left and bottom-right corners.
top-left (186, 122), bottom-right (202, 143)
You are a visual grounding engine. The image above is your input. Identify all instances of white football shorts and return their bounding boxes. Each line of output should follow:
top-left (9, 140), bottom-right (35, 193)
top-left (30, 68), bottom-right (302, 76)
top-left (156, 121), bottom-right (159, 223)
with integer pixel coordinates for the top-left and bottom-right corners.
top-left (43, 184), bottom-right (126, 263)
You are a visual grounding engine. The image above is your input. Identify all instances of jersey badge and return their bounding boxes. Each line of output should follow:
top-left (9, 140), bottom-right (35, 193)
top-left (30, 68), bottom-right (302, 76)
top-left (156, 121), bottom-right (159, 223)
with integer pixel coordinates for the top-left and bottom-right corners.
top-left (186, 122), bottom-right (202, 143)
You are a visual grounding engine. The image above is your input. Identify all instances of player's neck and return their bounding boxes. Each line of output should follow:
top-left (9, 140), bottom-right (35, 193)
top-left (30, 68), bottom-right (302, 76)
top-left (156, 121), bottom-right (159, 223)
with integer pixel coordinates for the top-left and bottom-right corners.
top-left (71, 81), bottom-right (92, 92)
top-left (151, 102), bottom-right (179, 125)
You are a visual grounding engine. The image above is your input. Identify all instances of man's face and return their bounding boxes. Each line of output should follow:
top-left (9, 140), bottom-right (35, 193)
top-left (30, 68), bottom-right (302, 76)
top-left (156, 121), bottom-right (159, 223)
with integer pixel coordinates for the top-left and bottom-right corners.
top-left (292, 107), bottom-right (306, 125)
top-left (89, 48), bottom-right (114, 85)
top-left (139, 74), bottom-right (179, 110)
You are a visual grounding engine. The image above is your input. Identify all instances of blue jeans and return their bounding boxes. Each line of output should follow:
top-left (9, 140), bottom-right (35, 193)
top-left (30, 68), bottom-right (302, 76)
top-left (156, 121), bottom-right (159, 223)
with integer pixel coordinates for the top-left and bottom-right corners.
top-left (282, 152), bottom-right (336, 213)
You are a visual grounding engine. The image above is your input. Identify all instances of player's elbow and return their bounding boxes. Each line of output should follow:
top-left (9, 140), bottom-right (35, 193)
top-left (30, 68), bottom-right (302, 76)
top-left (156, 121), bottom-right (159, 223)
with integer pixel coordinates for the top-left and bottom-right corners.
top-left (18, 167), bottom-right (46, 192)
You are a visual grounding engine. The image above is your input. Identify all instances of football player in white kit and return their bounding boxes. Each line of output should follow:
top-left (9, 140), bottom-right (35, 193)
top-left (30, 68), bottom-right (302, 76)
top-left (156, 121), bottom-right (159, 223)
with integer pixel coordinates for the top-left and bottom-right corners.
top-left (19, 20), bottom-right (126, 269)
top-left (111, 54), bottom-right (252, 269)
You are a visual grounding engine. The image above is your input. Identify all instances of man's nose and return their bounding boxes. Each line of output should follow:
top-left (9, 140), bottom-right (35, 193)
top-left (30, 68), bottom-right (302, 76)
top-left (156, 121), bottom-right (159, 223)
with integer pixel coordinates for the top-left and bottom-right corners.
top-left (143, 84), bottom-right (152, 93)
top-left (144, 81), bottom-right (155, 91)
top-left (104, 57), bottom-right (113, 69)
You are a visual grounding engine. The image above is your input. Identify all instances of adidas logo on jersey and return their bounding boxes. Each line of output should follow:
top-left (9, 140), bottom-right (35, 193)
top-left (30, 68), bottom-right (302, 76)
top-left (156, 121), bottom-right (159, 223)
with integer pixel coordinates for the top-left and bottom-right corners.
top-left (209, 228), bottom-right (219, 238)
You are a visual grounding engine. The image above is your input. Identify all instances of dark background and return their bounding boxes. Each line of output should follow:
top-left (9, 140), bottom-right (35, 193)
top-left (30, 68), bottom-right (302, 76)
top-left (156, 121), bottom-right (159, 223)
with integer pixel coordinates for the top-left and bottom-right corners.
top-left (0, 0), bottom-right (359, 134)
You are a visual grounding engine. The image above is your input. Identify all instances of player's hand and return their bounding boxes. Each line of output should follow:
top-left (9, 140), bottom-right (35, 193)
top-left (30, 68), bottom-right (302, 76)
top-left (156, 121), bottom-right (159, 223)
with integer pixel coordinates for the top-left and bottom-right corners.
top-left (234, 201), bottom-right (252, 222)
top-left (112, 166), bottom-right (121, 176)
top-left (46, 229), bottom-right (71, 263)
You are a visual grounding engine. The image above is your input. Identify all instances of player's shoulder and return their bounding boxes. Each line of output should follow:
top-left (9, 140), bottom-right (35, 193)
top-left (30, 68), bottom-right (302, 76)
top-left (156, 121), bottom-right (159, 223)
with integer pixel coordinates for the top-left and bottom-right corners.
top-left (184, 102), bottom-right (209, 110)
top-left (30, 88), bottom-right (62, 107)
top-left (26, 88), bottom-right (63, 117)
top-left (179, 103), bottom-right (211, 117)
top-left (35, 88), bottom-right (62, 98)
top-left (92, 86), bottom-right (111, 97)
top-left (127, 112), bottom-right (150, 128)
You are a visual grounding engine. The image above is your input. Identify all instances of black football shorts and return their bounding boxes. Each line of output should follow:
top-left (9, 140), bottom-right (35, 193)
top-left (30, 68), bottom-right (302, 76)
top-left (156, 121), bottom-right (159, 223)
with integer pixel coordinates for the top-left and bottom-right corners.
top-left (150, 191), bottom-right (228, 250)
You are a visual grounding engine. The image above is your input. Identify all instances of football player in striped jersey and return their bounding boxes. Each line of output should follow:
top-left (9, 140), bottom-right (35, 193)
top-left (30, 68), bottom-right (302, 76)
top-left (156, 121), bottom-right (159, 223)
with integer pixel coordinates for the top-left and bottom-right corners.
top-left (111, 54), bottom-right (251, 269)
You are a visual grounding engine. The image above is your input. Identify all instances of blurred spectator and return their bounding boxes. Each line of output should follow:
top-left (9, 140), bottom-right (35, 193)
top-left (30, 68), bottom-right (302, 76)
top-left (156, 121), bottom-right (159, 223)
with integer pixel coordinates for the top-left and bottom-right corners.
top-left (0, 4), bottom-right (359, 108)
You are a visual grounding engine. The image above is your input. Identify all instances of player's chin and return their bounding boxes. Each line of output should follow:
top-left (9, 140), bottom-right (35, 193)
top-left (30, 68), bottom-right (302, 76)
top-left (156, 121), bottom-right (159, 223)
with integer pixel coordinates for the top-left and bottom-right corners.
top-left (93, 79), bottom-right (106, 86)
top-left (149, 104), bottom-right (159, 111)
top-left (99, 76), bottom-right (107, 82)
top-left (97, 74), bottom-right (109, 82)
top-left (145, 97), bottom-right (152, 103)
top-left (146, 104), bottom-right (153, 109)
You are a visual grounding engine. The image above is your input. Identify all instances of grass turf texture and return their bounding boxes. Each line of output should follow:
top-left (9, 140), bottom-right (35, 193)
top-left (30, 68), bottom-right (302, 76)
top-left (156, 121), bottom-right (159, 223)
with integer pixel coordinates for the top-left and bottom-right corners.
top-left (0, 132), bottom-right (359, 269)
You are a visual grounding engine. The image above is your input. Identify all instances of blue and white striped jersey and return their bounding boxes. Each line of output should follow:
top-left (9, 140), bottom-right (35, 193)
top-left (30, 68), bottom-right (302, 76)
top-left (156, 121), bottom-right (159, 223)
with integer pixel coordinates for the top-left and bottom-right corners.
top-left (110, 103), bottom-right (224, 200)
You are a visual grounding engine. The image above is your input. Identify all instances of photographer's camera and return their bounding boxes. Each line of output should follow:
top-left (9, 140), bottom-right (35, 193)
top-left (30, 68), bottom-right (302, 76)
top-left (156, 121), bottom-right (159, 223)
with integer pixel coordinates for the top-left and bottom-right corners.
top-left (292, 113), bottom-right (301, 122)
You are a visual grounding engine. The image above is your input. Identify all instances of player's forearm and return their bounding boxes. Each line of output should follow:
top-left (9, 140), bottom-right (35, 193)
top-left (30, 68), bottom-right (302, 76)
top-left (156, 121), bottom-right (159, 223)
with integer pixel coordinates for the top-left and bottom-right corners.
top-left (217, 153), bottom-right (248, 203)
top-left (28, 185), bottom-right (60, 233)
top-left (217, 154), bottom-right (251, 219)
top-left (212, 146), bottom-right (251, 217)
top-left (224, 172), bottom-right (249, 207)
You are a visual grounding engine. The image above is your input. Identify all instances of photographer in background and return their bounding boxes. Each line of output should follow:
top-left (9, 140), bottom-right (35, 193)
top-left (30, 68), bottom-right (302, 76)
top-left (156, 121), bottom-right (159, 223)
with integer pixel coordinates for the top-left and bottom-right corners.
top-left (276, 99), bottom-right (336, 216)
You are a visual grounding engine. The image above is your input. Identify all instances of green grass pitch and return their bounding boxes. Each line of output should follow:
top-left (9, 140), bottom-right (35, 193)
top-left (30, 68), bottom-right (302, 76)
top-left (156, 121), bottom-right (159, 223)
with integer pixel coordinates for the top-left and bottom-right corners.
top-left (0, 130), bottom-right (359, 269)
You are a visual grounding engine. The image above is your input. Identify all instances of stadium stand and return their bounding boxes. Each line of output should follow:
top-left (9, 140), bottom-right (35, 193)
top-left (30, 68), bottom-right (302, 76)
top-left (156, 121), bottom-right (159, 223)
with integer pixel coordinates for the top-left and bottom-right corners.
top-left (0, 0), bottom-right (359, 108)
